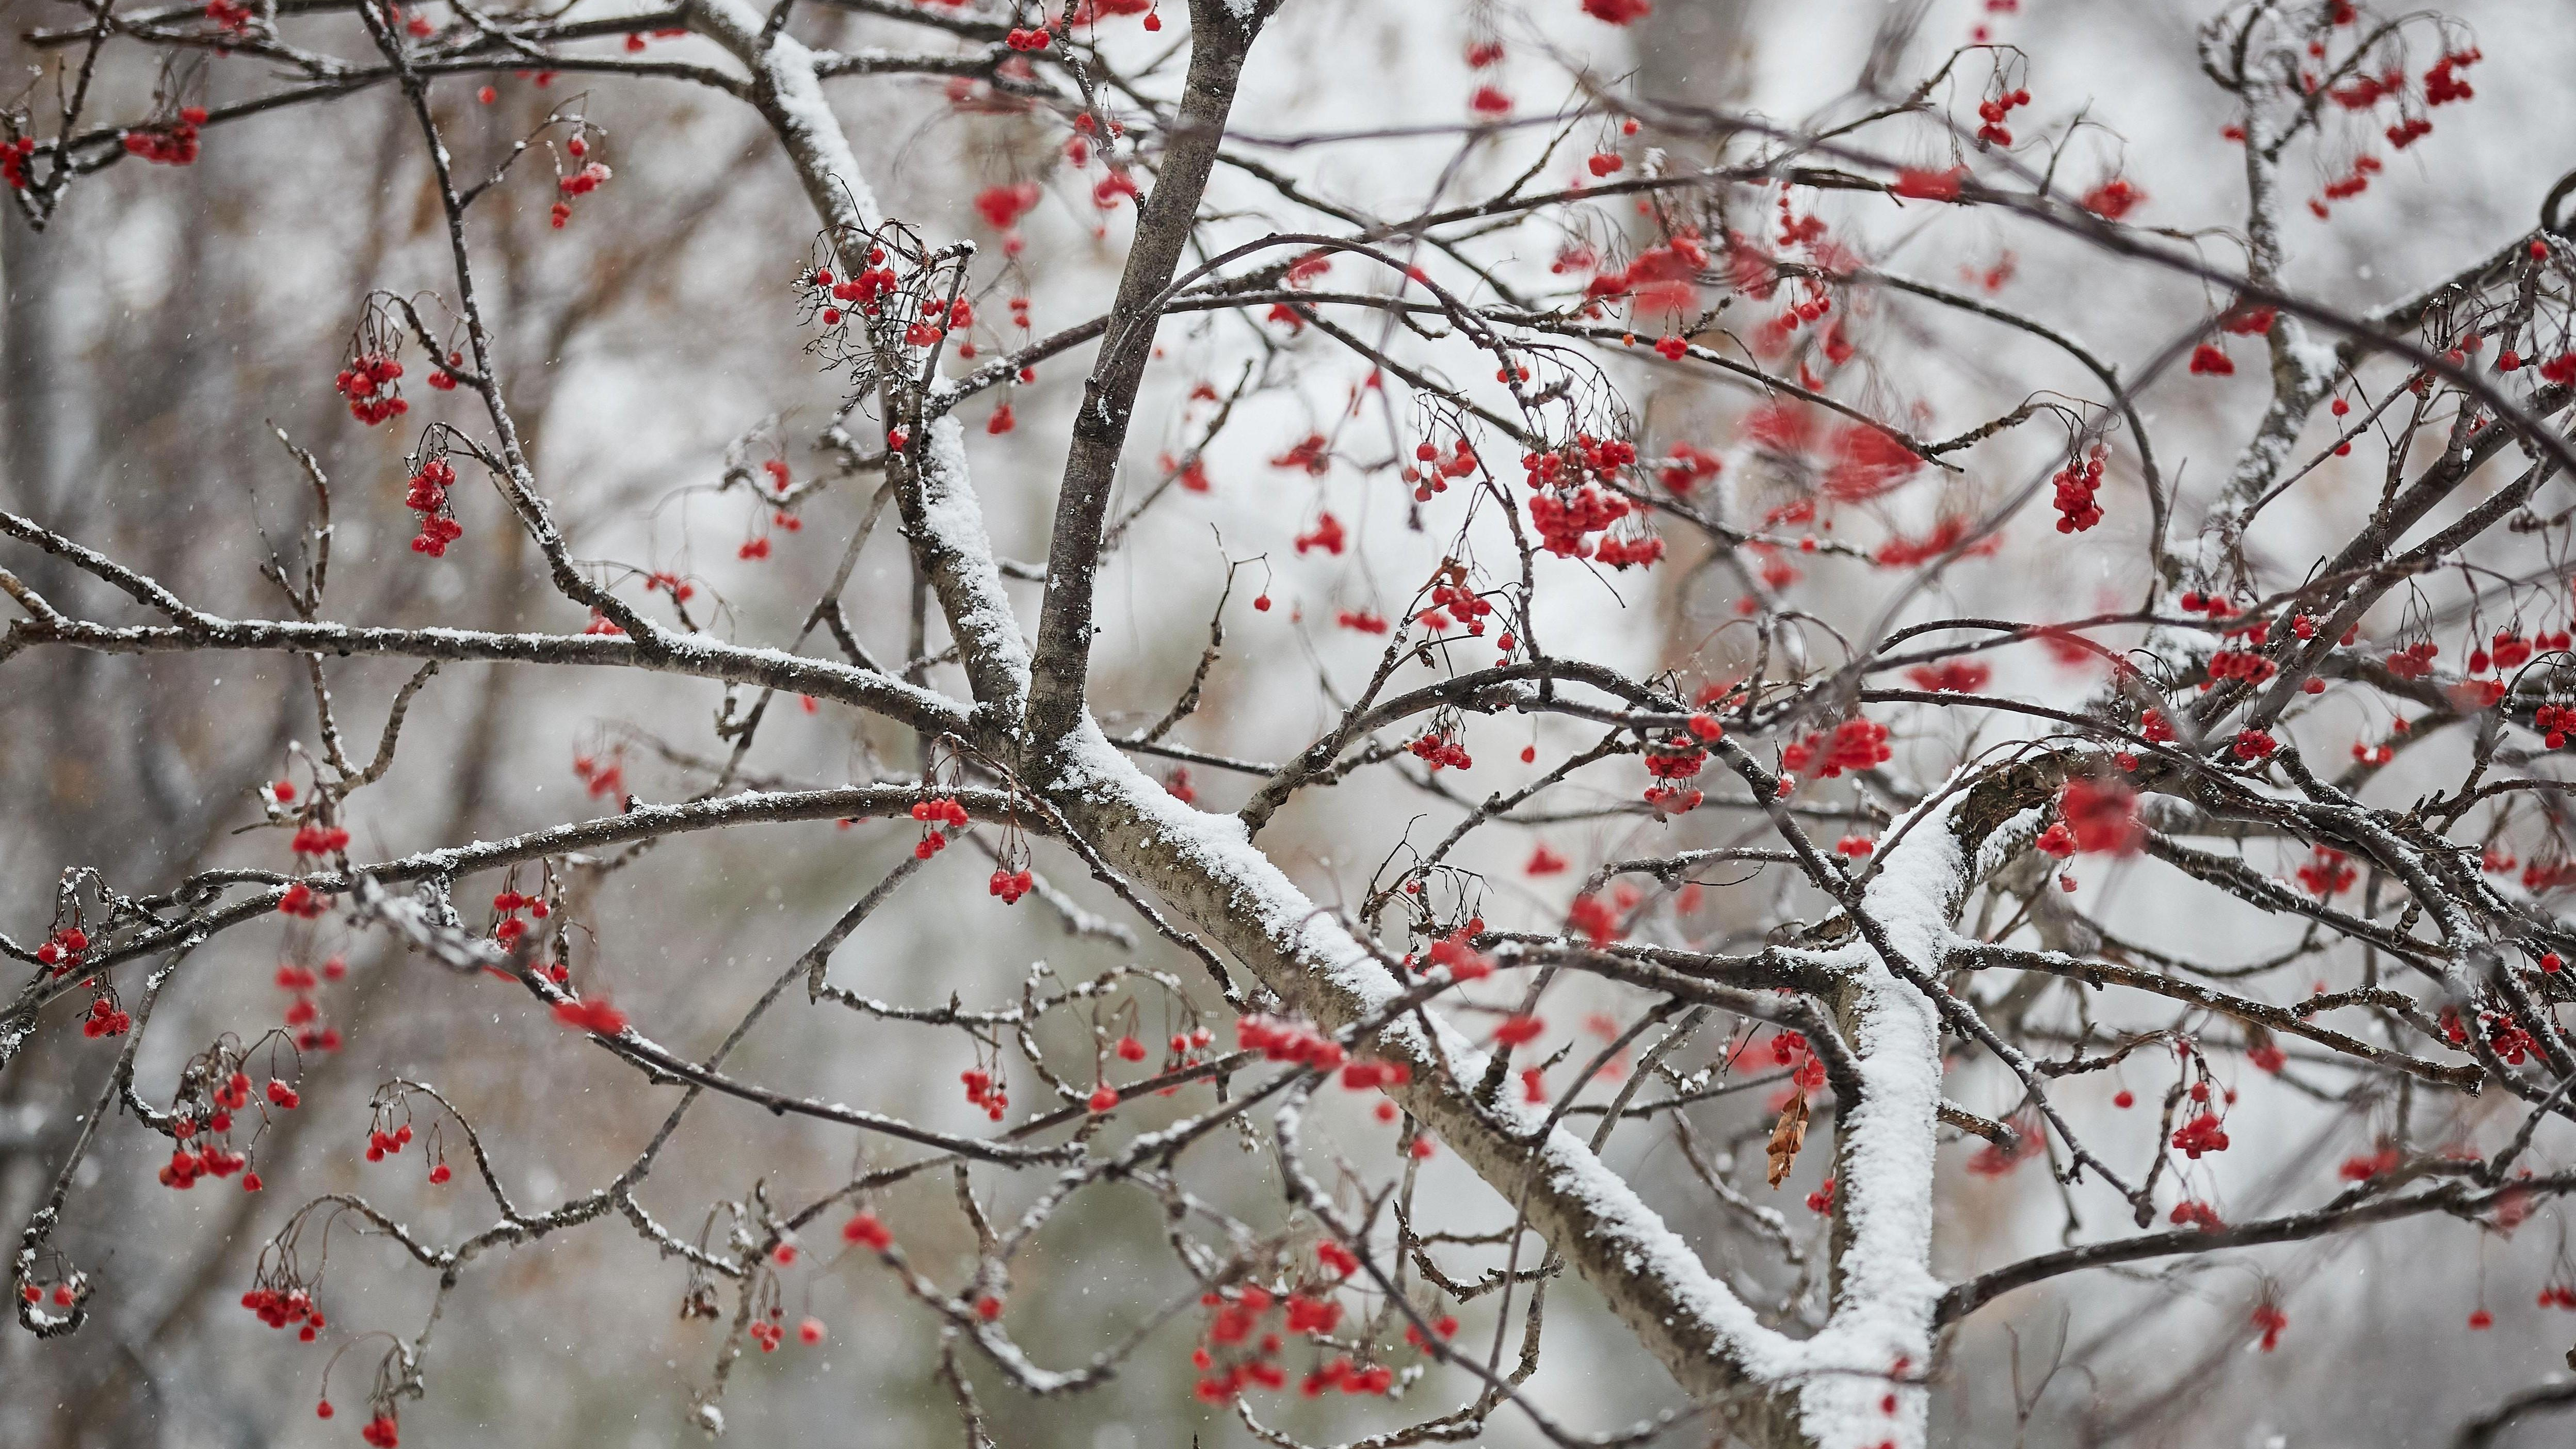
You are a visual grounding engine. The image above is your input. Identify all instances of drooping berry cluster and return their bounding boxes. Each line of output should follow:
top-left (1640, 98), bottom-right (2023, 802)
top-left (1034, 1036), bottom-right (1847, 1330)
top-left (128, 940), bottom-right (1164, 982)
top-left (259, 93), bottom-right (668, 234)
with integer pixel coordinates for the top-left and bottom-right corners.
top-left (34, 924), bottom-right (88, 975)
top-left (1407, 731), bottom-right (1472, 771)
top-left (1778, 718), bottom-right (1891, 781)
top-left (1406, 437), bottom-right (1478, 501)
top-left (807, 249), bottom-right (901, 328)
top-left (910, 794), bottom-right (970, 858)
top-left (2051, 445), bottom-right (2105, 533)
top-left (1235, 1015), bottom-right (1345, 1072)
top-left (277, 957), bottom-right (347, 1051)
top-left (1414, 580), bottom-right (1494, 636)
top-left (550, 160), bottom-right (611, 229)
top-left (1641, 734), bottom-right (1707, 814)
top-left (122, 107), bottom-right (205, 165)
top-left (403, 457), bottom-right (462, 556)
top-left (1293, 511), bottom-right (1345, 555)
top-left (572, 749), bottom-right (625, 799)
top-left (162, 1112), bottom-right (254, 1191)
top-left (960, 1062), bottom-right (1009, 1120)
top-left (1, 136), bottom-right (37, 191)
top-left (2170, 1110), bottom-right (2231, 1158)
top-left (489, 887), bottom-right (550, 957)
top-left (1415, 921), bottom-right (1493, 981)
top-left (2230, 729), bottom-right (2279, 762)
top-left (81, 990), bottom-right (132, 1039)
top-left (1974, 84), bottom-right (2031, 146)
top-left (2295, 846), bottom-right (2357, 897)
top-left (335, 351), bottom-right (407, 425)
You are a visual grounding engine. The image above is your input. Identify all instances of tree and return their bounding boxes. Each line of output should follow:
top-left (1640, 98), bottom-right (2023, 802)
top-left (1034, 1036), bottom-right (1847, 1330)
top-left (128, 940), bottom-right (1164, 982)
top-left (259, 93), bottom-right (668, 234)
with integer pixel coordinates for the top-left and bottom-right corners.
top-left (5, 0), bottom-right (2576, 1445)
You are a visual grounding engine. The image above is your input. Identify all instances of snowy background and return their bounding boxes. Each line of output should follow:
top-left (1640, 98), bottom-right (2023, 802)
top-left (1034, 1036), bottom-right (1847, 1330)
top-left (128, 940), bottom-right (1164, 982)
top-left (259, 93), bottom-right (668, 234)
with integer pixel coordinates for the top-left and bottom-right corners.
top-left (6, 0), bottom-right (2576, 1444)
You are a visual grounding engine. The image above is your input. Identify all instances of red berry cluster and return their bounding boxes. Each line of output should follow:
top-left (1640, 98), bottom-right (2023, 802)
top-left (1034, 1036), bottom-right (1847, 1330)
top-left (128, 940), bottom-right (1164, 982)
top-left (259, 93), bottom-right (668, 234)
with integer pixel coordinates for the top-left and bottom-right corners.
top-left (2080, 175), bottom-right (2146, 220)
top-left (550, 160), bottom-right (611, 229)
top-left (552, 996), bottom-right (629, 1034)
top-left (572, 750), bottom-right (625, 798)
top-left (335, 352), bottom-right (407, 425)
top-left (1656, 442), bottom-right (1724, 495)
top-left (910, 795), bottom-right (970, 858)
top-left (240, 1283), bottom-right (323, 1334)
top-left (2295, 846), bottom-right (2356, 897)
top-left (122, 107), bottom-right (205, 165)
top-left (1642, 734), bottom-right (1707, 814)
top-left (403, 458), bottom-right (462, 557)
top-left (490, 888), bottom-right (550, 958)
top-left (2171, 1110), bottom-right (2231, 1158)
top-left (279, 958), bottom-right (347, 1051)
top-left (2482, 629), bottom-right (2546, 672)
top-left (1805, 1175), bottom-right (1837, 1214)
top-left (1333, 608), bottom-right (1389, 634)
top-left (361, 1413), bottom-right (400, 1446)
top-left (1235, 1015), bottom-right (1345, 1072)
top-left (2534, 702), bottom-right (2576, 748)
top-left (1778, 718), bottom-right (1891, 779)
top-left (1406, 437), bottom-right (1479, 501)
top-left (1576, 230), bottom-right (1707, 320)
top-left (2384, 639), bottom-right (2438, 679)
top-left (2478, 1008), bottom-right (2542, 1066)
top-left (1338, 1057), bottom-right (1412, 1098)
top-left (2058, 777), bottom-right (2144, 855)
top-left (960, 1064), bottom-right (1009, 1120)
top-left (1765, 1030), bottom-right (1827, 1090)
top-left (291, 820), bottom-right (351, 856)
top-left (974, 181), bottom-right (1040, 230)
top-left (1967, 1131), bottom-right (2043, 1177)
top-left (842, 1211), bottom-right (894, 1249)
top-left (807, 250), bottom-right (900, 328)
top-left (1418, 921), bottom-right (1493, 981)
top-left (1527, 485), bottom-right (1630, 559)
top-left (2319, 152), bottom-right (2385, 208)
top-left (2051, 445), bottom-right (2105, 533)
top-left (1568, 891), bottom-right (1624, 946)
top-left (1, 137), bottom-right (37, 191)
top-left (1414, 581), bottom-right (1493, 636)
top-left (1407, 731), bottom-right (1472, 771)
top-left (1004, 25), bottom-right (1051, 50)
top-left (1906, 661), bottom-right (1990, 693)
top-left (2169, 1199), bottom-right (2224, 1231)
top-left (1974, 85), bottom-right (2031, 146)
top-left (204, 0), bottom-right (254, 28)
top-left (2229, 729), bottom-right (2279, 762)
top-left (2422, 48), bottom-right (2481, 106)
top-left (987, 865), bottom-right (1033, 904)
top-left (2251, 1301), bottom-right (2288, 1351)
top-left (1523, 436), bottom-right (1644, 559)
top-left (34, 924), bottom-right (88, 975)
top-left (162, 1119), bottom-right (253, 1190)
top-left (1293, 511), bottom-right (1345, 555)
top-left (2203, 646), bottom-right (2275, 688)
top-left (1593, 521), bottom-right (1665, 569)
top-left (277, 882), bottom-right (329, 919)
top-left (362, 1115), bottom-right (413, 1164)
top-left (82, 993), bottom-right (132, 1039)
top-left (2188, 342), bottom-right (2234, 376)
